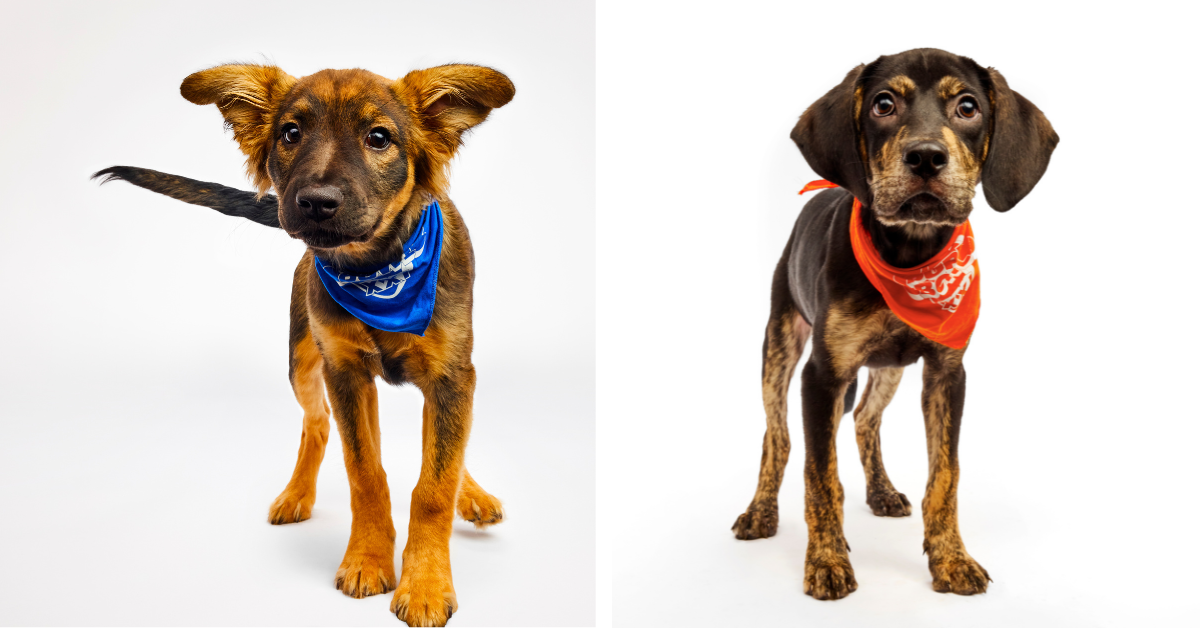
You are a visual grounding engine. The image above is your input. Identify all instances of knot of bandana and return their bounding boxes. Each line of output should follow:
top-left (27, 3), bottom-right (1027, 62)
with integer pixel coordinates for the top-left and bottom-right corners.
top-left (313, 200), bottom-right (444, 335)
top-left (799, 181), bottom-right (980, 349)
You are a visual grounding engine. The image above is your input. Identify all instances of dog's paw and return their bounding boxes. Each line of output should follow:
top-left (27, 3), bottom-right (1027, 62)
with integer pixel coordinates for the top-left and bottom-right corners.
top-left (391, 584), bottom-right (457, 627)
top-left (866, 489), bottom-right (911, 517)
top-left (268, 487), bottom-right (314, 525)
top-left (334, 552), bottom-right (397, 599)
top-left (732, 501), bottom-right (778, 540)
top-left (456, 490), bottom-right (504, 529)
top-left (930, 556), bottom-right (991, 595)
top-left (803, 552), bottom-right (857, 600)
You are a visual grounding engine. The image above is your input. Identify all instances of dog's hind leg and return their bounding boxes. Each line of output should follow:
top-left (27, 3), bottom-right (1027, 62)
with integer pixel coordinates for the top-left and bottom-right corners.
top-left (269, 267), bottom-right (332, 525)
top-left (456, 469), bottom-right (504, 528)
top-left (853, 367), bottom-right (912, 517)
top-left (733, 255), bottom-right (809, 540)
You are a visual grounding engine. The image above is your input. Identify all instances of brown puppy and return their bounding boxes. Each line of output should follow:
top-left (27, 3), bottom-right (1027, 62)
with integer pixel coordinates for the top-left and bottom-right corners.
top-left (96, 63), bottom-right (514, 626)
top-left (732, 49), bottom-right (1056, 600)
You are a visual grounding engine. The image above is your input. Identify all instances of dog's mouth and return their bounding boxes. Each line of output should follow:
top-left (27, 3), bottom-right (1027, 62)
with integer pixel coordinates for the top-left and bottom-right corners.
top-left (290, 223), bottom-right (377, 250)
top-left (876, 192), bottom-right (966, 227)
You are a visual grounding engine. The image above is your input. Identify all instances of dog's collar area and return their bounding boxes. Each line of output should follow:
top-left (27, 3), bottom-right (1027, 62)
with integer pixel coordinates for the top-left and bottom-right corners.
top-left (799, 180), bottom-right (980, 349)
top-left (313, 200), bottom-right (444, 335)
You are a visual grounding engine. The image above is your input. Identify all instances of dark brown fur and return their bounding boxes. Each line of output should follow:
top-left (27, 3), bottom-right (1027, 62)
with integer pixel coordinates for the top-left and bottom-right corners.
top-left (98, 62), bottom-right (514, 627)
top-left (733, 49), bottom-right (1057, 600)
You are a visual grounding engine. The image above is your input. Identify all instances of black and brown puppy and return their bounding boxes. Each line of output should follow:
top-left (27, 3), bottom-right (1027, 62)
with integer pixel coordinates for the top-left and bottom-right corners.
top-left (732, 49), bottom-right (1056, 599)
top-left (95, 62), bottom-right (514, 626)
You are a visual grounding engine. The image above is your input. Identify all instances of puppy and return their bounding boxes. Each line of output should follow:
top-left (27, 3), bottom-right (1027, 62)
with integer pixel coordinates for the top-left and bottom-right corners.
top-left (95, 62), bottom-right (514, 626)
top-left (732, 48), bottom-right (1057, 599)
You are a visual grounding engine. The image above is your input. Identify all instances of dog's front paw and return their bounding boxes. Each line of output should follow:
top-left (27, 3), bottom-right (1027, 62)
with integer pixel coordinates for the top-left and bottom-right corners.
top-left (732, 501), bottom-right (778, 540)
top-left (457, 490), bottom-right (504, 529)
top-left (391, 582), bottom-right (457, 627)
top-left (268, 487), bottom-right (315, 524)
top-left (334, 552), bottom-right (397, 599)
top-left (803, 551), bottom-right (857, 600)
top-left (930, 555), bottom-right (991, 595)
top-left (866, 489), bottom-right (911, 517)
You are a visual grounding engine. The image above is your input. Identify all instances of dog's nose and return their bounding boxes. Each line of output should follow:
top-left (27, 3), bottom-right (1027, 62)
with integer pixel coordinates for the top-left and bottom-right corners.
top-left (296, 186), bottom-right (343, 221)
top-left (903, 141), bottom-right (949, 178)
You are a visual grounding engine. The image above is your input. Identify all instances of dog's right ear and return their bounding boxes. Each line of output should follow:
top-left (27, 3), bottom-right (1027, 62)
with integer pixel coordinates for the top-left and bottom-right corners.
top-left (180, 64), bottom-right (296, 195)
top-left (791, 64), bottom-right (871, 204)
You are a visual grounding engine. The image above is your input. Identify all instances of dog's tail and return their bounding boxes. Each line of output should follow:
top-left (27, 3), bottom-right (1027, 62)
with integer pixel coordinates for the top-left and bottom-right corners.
top-left (92, 166), bottom-right (282, 229)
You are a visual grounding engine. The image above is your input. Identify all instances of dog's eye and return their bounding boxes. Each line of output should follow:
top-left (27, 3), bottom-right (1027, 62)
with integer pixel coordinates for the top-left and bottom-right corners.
top-left (872, 93), bottom-right (895, 117)
top-left (957, 97), bottom-right (979, 119)
top-left (366, 128), bottom-right (391, 150)
top-left (282, 123), bottom-right (301, 144)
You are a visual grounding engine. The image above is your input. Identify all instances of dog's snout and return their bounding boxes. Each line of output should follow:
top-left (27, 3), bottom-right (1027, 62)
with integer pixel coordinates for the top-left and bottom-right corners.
top-left (296, 185), bottom-right (344, 221)
top-left (903, 141), bottom-right (948, 178)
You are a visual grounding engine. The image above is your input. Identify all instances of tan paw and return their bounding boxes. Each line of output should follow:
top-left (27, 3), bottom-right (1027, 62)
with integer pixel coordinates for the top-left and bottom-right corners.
top-left (732, 501), bottom-right (778, 540)
top-left (268, 487), bottom-right (314, 525)
top-left (334, 552), bottom-right (397, 599)
top-left (456, 490), bottom-right (504, 529)
top-left (803, 551), bottom-right (857, 600)
top-left (930, 555), bottom-right (991, 595)
top-left (391, 585), bottom-right (457, 627)
top-left (866, 489), bottom-right (911, 517)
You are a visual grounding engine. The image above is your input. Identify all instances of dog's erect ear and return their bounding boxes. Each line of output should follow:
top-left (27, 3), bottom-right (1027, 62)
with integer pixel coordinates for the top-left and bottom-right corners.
top-left (979, 68), bottom-right (1058, 212)
top-left (791, 64), bottom-right (871, 204)
top-left (394, 64), bottom-right (515, 195)
top-left (180, 64), bottom-right (297, 195)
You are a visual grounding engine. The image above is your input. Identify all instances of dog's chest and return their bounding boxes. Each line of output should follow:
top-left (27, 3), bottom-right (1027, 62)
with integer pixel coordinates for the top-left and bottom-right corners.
top-left (825, 303), bottom-right (929, 373)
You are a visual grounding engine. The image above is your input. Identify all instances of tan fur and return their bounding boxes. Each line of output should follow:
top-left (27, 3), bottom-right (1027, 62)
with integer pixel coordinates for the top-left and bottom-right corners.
top-left (183, 62), bottom-right (513, 626)
top-left (269, 324), bottom-right (331, 524)
top-left (853, 368), bottom-right (910, 517)
top-left (887, 75), bottom-right (916, 97)
top-left (938, 75), bottom-right (967, 100)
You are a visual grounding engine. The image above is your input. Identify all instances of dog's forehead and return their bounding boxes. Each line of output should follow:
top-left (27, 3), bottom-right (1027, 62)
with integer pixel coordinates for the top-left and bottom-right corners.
top-left (282, 69), bottom-right (403, 119)
top-left (865, 50), bottom-right (984, 96)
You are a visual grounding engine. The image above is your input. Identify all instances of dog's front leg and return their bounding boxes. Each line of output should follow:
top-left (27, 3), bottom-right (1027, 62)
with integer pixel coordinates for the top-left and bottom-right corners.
top-left (800, 358), bottom-right (857, 600)
top-left (325, 358), bottom-right (398, 598)
top-left (920, 350), bottom-right (990, 595)
top-left (391, 365), bottom-right (475, 627)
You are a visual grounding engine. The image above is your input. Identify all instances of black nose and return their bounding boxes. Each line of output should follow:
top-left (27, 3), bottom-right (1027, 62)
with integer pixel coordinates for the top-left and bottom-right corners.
top-left (903, 141), bottom-right (949, 178)
top-left (296, 185), bottom-right (343, 221)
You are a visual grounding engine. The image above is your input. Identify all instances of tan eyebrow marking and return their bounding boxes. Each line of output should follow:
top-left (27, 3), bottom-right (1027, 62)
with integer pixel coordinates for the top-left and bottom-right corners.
top-left (938, 76), bottom-right (967, 100)
top-left (887, 75), bottom-right (916, 97)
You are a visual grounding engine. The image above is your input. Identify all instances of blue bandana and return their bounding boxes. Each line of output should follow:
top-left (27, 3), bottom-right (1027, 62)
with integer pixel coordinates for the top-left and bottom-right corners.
top-left (313, 201), bottom-right (443, 335)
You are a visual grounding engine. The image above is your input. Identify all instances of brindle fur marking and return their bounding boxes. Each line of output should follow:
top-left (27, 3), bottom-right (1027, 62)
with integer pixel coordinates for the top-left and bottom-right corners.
top-left (736, 48), bottom-right (1056, 600)
top-left (97, 62), bottom-right (514, 627)
top-left (853, 367), bottom-right (910, 517)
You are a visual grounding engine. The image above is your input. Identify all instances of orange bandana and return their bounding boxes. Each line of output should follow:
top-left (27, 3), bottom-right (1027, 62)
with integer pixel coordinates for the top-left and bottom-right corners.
top-left (799, 180), bottom-right (980, 349)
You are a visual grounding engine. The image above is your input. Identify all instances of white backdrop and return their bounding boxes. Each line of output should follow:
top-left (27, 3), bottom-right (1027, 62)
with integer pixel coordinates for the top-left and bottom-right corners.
top-left (0, 1), bottom-right (594, 626)
top-left (597, 2), bottom-right (1197, 627)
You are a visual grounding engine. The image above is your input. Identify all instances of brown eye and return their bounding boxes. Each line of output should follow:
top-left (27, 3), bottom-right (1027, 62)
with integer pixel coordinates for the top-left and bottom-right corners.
top-left (366, 128), bottom-right (391, 150)
top-left (957, 97), bottom-right (979, 119)
top-left (281, 123), bottom-right (301, 144)
top-left (872, 93), bottom-right (895, 116)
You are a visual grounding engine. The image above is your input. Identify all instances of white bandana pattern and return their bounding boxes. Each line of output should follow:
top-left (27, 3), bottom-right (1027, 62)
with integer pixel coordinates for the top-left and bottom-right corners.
top-left (892, 235), bottom-right (976, 313)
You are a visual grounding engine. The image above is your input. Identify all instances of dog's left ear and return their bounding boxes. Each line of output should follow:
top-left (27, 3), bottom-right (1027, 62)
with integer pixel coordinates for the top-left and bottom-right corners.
top-left (180, 64), bottom-right (297, 195)
top-left (979, 68), bottom-right (1059, 212)
top-left (395, 64), bottom-right (515, 195)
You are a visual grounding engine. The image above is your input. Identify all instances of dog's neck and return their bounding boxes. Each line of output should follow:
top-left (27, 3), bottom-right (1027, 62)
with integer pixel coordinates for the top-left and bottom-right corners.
top-left (319, 189), bottom-right (436, 272)
top-left (860, 204), bottom-right (956, 269)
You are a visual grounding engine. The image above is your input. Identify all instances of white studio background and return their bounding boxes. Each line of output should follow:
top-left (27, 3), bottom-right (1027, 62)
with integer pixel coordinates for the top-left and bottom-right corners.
top-left (0, 1), bottom-right (594, 626)
top-left (598, 1), bottom-right (1197, 627)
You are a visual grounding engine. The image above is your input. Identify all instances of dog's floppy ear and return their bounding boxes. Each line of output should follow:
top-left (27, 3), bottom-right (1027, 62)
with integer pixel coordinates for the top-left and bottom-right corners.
top-left (791, 64), bottom-right (871, 204)
top-left (180, 64), bottom-right (297, 195)
top-left (394, 64), bottom-right (515, 196)
top-left (979, 68), bottom-right (1058, 212)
